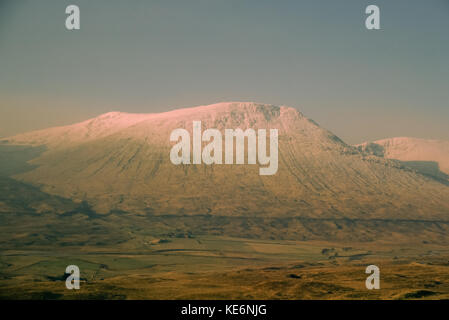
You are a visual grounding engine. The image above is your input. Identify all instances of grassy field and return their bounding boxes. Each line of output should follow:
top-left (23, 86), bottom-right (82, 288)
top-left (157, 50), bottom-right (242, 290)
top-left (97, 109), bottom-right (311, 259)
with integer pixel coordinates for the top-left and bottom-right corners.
top-left (2, 234), bottom-right (449, 299)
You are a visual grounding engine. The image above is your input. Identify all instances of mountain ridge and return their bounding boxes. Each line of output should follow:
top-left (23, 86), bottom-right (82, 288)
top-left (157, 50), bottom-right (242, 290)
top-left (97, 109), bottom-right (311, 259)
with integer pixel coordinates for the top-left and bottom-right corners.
top-left (1, 102), bottom-right (449, 222)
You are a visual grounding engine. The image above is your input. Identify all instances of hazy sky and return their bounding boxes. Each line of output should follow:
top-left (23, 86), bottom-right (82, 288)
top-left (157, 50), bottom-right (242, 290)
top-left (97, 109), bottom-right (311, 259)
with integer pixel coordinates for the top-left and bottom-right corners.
top-left (1, 0), bottom-right (448, 144)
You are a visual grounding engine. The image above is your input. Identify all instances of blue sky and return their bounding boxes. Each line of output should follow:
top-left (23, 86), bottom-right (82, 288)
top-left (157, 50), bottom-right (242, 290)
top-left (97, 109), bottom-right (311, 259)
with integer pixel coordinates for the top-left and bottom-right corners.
top-left (1, 0), bottom-right (448, 144)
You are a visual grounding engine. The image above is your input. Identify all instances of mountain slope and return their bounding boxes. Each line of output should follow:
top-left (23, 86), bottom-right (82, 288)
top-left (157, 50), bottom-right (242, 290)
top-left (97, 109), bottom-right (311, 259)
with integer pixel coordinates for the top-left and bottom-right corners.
top-left (357, 137), bottom-right (449, 182)
top-left (2, 102), bottom-right (449, 221)
top-left (2, 112), bottom-right (155, 148)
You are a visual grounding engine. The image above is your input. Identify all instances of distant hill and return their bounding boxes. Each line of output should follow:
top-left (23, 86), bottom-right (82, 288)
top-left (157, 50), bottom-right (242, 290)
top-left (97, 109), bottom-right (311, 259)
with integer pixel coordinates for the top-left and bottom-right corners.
top-left (357, 137), bottom-right (449, 182)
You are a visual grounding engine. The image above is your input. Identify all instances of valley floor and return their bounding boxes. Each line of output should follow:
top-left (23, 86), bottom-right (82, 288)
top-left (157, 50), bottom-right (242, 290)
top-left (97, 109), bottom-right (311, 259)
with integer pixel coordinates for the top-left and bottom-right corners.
top-left (1, 236), bottom-right (449, 300)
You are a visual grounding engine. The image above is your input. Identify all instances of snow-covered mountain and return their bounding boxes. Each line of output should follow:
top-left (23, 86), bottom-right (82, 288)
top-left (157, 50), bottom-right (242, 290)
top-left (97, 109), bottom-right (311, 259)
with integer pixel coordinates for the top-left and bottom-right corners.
top-left (357, 137), bottom-right (449, 181)
top-left (2, 102), bottom-right (449, 220)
